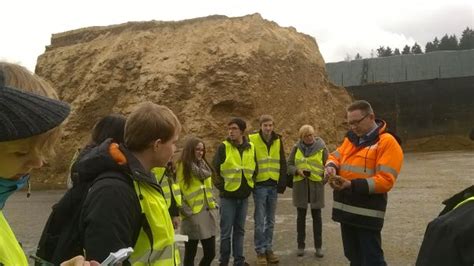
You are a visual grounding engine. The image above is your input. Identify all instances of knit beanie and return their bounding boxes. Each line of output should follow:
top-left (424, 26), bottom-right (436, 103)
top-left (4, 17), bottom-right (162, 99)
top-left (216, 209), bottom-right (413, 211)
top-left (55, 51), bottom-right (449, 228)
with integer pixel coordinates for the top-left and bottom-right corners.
top-left (0, 85), bottom-right (70, 141)
top-left (228, 117), bottom-right (246, 132)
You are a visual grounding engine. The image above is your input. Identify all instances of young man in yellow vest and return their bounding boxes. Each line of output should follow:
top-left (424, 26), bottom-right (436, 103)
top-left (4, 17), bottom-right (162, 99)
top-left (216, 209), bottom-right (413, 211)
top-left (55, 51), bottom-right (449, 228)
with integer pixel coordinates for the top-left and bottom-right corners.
top-left (77, 102), bottom-right (181, 265)
top-left (213, 118), bottom-right (257, 266)
top-left (248, 115), bottom-right (287, 265)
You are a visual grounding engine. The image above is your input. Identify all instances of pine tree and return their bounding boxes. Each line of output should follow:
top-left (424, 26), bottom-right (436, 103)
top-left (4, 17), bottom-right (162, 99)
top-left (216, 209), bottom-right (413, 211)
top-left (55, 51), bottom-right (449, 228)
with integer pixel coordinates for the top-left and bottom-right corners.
top-left (459, 27), bottom-right (474, 50)
top-left (411, 43), bottom-right (423, 54)
top-left (402, 45), bottom-right (411, 54)
top-left (438, 34), bottom-right (458, 50)
top-left (394, 48), bottom-right (401, 55)
top-left (425, 42), bottom-right (435, 53)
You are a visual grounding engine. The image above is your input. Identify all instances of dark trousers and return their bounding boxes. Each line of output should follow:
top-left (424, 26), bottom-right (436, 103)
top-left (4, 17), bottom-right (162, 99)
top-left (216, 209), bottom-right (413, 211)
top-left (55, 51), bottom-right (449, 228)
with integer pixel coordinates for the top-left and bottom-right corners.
top-left (184, 236), bottom-right (216, 266)
top-left (340, 223), bottom-right (386, 266)
top-left (296, 208), bottom-right (322, 249)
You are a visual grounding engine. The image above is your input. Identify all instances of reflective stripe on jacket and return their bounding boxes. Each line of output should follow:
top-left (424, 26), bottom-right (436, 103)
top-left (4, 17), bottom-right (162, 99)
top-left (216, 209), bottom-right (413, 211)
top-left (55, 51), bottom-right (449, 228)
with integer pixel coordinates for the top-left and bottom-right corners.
top-left (176, 163), bottom-right (217, 215)
top-left (294, 148), bottom-right (324, 182)
top-left (0, 211), bottom-right (28, 265)
top-left (220, 140), bottom-right (256, 192)
top-left (249, 133), bottom-right (280, 182)
top-left (454, 196), bottom-right (474, 210)
top-left (327, 120), bottom-right (403, 230)
top-left (129, 181), bottom-right (179, 265)
top-left (152, 167), bottom-right (182, 208)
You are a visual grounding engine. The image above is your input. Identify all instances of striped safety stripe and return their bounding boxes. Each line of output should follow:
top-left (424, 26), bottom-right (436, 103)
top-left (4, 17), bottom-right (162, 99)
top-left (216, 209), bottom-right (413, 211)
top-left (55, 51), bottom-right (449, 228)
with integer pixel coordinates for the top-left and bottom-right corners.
top-left (257, 167), bottom-right (280, 174)
top-left (340, 164), bottom-right (375, 176)
top-left (131, 244), bottom-right (174, 263)
top-left (257, 158), bottom-right (280, 164)
top-left (376, 164), bottom-right (399, 178)
top-left (333, 201), bottom-right (385, 219)
top-left (367, 178), bottom-right (376, 194)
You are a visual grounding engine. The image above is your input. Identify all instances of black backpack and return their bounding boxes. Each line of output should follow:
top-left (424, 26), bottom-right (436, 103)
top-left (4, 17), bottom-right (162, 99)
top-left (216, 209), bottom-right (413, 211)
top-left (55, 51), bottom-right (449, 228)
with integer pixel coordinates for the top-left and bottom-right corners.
top-left (35, 170), bottom-right (129, 265)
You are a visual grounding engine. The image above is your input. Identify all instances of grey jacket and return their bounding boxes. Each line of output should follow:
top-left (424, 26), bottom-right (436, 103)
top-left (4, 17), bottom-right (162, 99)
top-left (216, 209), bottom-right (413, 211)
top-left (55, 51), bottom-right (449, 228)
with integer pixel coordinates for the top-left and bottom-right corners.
top-left (287, 137), bottom-right (328, 209)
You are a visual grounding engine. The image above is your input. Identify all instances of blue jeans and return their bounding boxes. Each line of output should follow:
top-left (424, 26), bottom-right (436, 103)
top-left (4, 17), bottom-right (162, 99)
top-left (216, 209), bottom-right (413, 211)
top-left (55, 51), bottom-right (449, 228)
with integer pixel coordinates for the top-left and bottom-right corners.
top-left (340, 223), bottom-right (386, 266)
top-left (219, 197), bottom-right (248, 266)
top-left (253, 185), bottom-right (278, 254)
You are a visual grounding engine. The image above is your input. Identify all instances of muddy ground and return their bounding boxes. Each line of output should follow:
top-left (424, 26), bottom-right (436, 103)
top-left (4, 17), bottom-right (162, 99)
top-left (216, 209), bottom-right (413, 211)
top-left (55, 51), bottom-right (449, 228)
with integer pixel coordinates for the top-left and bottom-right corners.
top-left (4, 150), bottom-right (473, 265)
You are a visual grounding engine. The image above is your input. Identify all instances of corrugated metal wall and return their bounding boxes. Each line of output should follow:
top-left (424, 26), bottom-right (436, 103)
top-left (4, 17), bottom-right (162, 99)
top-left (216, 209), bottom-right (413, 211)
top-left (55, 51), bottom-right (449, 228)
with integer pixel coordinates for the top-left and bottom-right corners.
top-left (346, 76), bottom-right (474, 141)
top-left (326, 49), bottom-right (474, 87)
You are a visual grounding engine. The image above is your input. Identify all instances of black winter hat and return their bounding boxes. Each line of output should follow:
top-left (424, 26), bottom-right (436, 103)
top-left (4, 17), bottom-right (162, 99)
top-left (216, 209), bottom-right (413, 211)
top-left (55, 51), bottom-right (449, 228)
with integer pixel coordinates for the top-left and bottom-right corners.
top-left (0, 85), bottom-right (70, 142)
top-left (228, 117), bottom-right (246, 132)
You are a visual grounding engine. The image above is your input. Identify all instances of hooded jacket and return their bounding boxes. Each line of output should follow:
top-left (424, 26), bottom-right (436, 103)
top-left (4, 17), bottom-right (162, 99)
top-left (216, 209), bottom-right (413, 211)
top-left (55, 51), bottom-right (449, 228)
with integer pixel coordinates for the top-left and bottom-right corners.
top-left (416, 185), bottom-right (474, 266)
top-left (76, 139), bottom-right (161, 263)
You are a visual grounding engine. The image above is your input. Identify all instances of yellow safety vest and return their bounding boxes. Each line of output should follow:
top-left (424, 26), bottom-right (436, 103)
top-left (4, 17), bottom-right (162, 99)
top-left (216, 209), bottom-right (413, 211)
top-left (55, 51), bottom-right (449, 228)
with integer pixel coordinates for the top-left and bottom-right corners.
top-left (176, 162), bottom-right (217, 215)
top-left (151, 167), bottom-right (182, 208)
top-left (0, 211), bottom-right (28, 266)
top-left (294, 148), bottom-right (324, 182)
top-left (249, 133), bottom-right (281, 182)
top-left (220, 140), bottom-right (256, 192)
top-left (129, 181), bottom-right (179, 266)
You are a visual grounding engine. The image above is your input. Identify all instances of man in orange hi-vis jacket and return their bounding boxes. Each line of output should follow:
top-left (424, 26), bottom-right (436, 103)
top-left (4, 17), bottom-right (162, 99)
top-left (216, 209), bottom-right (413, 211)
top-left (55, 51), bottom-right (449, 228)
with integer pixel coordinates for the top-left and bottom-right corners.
top-left (324, 100), bottom-right (403, 266)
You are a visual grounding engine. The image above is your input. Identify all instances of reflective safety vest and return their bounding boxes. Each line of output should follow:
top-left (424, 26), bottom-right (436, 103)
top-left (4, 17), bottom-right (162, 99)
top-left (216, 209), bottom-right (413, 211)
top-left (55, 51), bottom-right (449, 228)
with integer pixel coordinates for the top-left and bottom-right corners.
top-left (129, 181), bottom-right (179, 266)
top-left (220, 140), bottom-right (256, 192)
top-left (0, 211), bottom-right (28, 266)
top-left (176, 162), bottom-right (217, 215)
top-left (249, 133), bottom-right (281, 182)
top-left (152, 167), bottom-right (182, 208)
top-left (294, 148), bottom-right (324, 182)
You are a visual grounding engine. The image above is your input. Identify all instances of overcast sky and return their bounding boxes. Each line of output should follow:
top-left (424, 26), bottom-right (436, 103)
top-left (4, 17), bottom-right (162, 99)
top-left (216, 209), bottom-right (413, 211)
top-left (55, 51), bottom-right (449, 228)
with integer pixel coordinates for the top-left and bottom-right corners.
top-left (1, 0), bottom-right (472, 71)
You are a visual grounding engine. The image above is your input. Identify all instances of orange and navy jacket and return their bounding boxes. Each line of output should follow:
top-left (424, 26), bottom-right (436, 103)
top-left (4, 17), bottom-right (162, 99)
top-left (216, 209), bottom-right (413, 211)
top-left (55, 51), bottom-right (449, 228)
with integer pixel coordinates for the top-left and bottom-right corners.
top-left (326, 120), bottom-right (403, 230)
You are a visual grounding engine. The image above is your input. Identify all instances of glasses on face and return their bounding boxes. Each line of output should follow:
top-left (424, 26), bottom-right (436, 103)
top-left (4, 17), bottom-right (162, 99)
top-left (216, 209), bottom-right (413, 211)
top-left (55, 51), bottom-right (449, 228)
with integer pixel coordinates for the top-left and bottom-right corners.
top-left (348, 113), bottom-right (369, 126)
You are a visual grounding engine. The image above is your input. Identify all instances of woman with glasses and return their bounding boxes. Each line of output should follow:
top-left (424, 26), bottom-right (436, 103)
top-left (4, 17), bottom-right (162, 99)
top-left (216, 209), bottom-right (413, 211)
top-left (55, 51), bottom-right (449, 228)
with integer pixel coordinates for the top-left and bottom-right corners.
top-left (176, 137), bottom-right (218, 266)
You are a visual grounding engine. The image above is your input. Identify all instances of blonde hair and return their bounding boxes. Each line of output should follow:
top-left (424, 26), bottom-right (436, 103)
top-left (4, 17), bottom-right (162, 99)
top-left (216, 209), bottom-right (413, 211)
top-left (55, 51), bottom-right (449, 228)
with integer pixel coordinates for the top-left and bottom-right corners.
top-left (125, 102), bottom-right (181, 152)
top-left (0, 62), bottom-right (63, 158)
top-left (298, 124), bottom-right (315, 139)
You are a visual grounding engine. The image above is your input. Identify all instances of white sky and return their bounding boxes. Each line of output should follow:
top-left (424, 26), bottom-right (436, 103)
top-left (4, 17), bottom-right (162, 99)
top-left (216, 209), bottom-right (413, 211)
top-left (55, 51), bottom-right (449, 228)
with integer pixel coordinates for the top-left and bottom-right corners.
top-left (1, 0), bottom-right (473, 71)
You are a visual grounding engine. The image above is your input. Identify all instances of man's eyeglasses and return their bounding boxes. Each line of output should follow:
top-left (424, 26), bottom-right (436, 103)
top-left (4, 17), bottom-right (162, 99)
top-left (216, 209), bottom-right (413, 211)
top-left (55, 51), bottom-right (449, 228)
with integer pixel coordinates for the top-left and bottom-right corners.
top-left (347, 113), bottom-right (370, 126)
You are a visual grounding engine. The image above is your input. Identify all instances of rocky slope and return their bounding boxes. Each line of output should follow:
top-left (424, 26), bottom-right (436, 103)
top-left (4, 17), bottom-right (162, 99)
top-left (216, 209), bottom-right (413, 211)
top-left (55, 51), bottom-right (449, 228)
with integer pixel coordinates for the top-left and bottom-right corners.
top-left (34, 13), bottom-right (351, 186)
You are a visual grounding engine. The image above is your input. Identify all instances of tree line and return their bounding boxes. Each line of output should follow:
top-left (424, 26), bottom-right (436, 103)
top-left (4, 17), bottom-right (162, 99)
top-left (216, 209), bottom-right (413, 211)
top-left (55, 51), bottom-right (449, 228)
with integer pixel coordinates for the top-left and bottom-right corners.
top-left (349, 27), bottom-right (474, 60)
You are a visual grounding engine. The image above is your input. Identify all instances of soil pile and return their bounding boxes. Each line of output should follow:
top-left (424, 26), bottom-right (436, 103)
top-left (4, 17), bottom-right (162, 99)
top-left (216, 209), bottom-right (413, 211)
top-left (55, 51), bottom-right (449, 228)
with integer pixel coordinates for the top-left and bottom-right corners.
top-left (34, 13), bottom-right (351, 186)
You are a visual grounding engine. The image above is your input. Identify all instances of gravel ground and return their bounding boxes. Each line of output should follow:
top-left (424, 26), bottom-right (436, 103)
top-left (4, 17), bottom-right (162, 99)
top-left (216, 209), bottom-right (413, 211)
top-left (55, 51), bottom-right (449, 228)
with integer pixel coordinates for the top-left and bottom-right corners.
top-left (4, 150), bottom-right (473, 265)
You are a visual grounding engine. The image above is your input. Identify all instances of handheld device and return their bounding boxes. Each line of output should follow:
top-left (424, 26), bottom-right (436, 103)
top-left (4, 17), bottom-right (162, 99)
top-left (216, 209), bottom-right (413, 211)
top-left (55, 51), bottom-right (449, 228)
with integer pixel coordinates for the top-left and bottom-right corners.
top-left (100, 247), bottom-right (134, 266)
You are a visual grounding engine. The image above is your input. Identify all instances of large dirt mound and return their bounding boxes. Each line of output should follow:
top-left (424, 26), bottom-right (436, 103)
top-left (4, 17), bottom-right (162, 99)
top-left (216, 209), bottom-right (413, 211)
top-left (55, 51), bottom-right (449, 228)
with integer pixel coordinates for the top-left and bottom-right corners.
top-left (34, 13), bottom-right (351, 186)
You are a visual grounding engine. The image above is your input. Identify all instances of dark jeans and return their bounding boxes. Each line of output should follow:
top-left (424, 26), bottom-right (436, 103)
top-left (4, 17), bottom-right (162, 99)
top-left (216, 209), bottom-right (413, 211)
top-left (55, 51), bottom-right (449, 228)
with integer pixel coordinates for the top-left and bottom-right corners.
top-left (296, 208), bottom-right (322, 249)
top-left (184, 236), bottom-right (215, 266)
top-left (219, 197), bottom-right (248, 266)
top-left (340, 223), bottom-right (386, 266)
